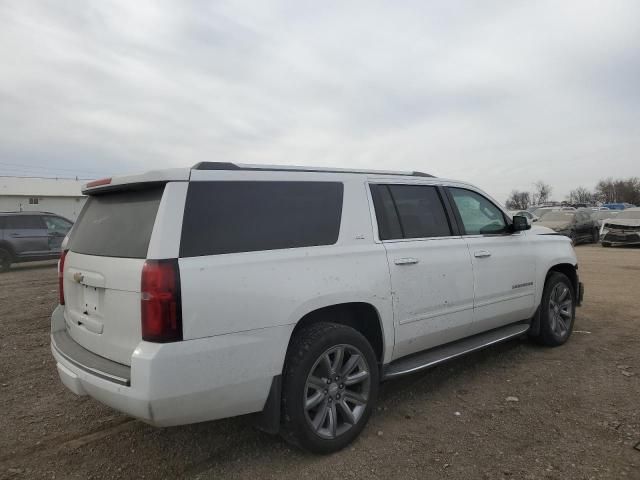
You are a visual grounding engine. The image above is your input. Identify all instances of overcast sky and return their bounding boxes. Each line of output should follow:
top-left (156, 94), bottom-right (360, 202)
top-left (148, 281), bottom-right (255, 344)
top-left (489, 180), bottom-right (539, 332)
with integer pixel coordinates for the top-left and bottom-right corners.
top-left (1, 1), bottom-right (638, 203)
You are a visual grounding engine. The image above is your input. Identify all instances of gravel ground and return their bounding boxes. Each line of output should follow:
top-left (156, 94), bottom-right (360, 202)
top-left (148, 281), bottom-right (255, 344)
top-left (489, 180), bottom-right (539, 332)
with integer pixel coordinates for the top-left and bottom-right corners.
top-left (1, 245), bottom-right (639, 479)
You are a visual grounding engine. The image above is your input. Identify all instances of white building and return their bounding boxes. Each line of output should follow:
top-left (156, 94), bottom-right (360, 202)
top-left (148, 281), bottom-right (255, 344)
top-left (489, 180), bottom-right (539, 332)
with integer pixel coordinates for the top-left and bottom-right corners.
top-left (0, 176), bottom-right (88, 220)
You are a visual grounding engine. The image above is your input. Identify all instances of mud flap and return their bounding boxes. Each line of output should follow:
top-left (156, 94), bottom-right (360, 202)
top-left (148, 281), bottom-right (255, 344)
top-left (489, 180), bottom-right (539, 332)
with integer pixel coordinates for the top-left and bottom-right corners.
top-left (529, 306), bottom-right (541, 337)
top-left (577, 282), bottom-right (584, 306)
top-left (254, 375), bottom-right (281, 435)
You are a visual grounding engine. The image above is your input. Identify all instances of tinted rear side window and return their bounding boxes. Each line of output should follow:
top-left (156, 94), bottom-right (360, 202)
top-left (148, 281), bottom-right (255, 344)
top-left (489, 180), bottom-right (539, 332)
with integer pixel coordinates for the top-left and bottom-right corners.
top-left (180, 181), bottom-right (343, 257)
top-left (370, 184), bottom-right (452, 239)
top-left (69, 187), bottom-right (164, 258)
top-left (370, 184), bottom-right (402, 240)
top-left (5, 215), bottom-right (45, 229)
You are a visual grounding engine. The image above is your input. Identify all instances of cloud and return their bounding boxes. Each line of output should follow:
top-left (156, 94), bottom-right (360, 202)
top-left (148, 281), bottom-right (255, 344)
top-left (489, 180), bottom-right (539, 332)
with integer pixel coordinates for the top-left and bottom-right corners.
top-left (0, 0), bottom-right (638, 201)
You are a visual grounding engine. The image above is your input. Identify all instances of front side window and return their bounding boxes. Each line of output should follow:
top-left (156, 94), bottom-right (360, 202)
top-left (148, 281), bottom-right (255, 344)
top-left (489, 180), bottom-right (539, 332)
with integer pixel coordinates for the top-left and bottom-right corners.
top-left (180, 181), bottom-right (344, 257)
top-left (449, 188), bottom-right (507, 235)
top-left (370, 184), bottom-right (452, 240)
top-left (45, 216), bottom-right (73, 234)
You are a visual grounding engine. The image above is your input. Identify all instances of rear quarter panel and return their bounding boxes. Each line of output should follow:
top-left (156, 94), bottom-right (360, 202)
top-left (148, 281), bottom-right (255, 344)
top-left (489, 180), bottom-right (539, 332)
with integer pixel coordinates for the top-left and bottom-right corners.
top-left (178, 174), bottom-right (395, 363)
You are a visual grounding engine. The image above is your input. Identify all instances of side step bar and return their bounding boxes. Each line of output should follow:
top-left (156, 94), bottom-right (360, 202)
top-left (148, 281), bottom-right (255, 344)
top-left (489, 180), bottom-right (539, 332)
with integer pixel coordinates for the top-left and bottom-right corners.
top-left (383, 321), bottom-right (530, 380)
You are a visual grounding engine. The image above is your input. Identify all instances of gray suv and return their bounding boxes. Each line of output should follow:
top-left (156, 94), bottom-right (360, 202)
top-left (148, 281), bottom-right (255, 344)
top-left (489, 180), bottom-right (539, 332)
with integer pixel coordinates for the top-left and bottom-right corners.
top-left (0, 211), bottom-right (73, 272)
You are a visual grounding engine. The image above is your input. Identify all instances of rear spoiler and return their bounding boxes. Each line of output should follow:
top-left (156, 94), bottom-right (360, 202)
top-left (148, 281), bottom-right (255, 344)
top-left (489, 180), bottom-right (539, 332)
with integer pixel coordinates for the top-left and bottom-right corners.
top-left (82, 168), bottom-right (191, 195)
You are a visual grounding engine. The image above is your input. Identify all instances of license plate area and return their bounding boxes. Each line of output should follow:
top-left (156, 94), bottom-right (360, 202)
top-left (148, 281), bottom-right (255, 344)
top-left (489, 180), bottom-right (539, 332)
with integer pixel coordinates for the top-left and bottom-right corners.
top-left (82, 284), bottom-right (101, 317)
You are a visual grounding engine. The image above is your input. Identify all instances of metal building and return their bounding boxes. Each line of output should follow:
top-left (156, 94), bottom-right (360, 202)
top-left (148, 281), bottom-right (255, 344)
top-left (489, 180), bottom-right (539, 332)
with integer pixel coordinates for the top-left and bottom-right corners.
top-left (0, 176), bottom-right (87, 221)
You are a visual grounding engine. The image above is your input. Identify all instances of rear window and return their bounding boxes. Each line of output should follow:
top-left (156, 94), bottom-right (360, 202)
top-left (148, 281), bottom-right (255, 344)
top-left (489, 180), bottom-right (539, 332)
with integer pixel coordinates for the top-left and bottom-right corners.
top-left (69, 187), bottom-right (164, 258)
top-left (180, 181), bottom-right (343, 257)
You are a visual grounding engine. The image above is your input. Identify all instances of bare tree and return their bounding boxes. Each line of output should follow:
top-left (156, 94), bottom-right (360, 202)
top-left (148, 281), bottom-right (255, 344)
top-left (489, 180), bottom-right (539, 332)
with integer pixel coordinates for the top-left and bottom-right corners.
top-left (567, 186), bottom-right (593, 205)
top-left (594, 177), bottom-right (640, 205)
top-left (532, 181), bottom-right (552, 205)
top-left (505, 190), bottom-right (531, 210)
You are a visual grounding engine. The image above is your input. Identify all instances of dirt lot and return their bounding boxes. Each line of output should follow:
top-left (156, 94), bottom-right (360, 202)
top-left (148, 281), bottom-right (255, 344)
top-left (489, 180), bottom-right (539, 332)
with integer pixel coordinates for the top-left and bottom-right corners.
top-left (1, 245), bottom-right (639, 479)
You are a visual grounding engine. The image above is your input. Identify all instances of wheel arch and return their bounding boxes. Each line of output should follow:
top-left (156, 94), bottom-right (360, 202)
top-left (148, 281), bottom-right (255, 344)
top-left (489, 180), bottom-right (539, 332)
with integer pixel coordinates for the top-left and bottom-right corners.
top-left (0, 241), bottom-right (15, 258)
top-left (288, 302), bottom-right (385, 365)
top-left (547, 263), bottom-right (578, 295)
top-left (530, 262), bottom-right (578, 337)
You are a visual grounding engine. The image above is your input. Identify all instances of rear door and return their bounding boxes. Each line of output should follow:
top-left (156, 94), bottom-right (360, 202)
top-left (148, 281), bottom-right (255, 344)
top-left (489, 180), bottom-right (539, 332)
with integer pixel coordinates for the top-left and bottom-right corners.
top-left (5, 215), bottom-right (49, 257)
top-left (63, 186), bottom-right (165, 365)
top-left (446, 187), bottom-right (536, 335)
top-left (369, 183), bottom-right (475, 359)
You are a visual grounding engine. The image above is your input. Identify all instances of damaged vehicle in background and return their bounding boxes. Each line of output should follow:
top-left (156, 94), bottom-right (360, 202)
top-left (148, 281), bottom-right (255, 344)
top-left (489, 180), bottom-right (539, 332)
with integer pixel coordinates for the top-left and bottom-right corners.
top-left (590, 210), bottom-right (619, 231)
top-left (537, 210), bottom-right (598, 245)
top-left (600, 207), bottom-right (640, 247)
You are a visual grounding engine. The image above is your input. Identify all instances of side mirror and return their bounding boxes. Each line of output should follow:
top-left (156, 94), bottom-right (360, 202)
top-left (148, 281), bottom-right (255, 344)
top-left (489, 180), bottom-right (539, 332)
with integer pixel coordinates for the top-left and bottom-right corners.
top-left (512, 215), bottom-right (531, 232)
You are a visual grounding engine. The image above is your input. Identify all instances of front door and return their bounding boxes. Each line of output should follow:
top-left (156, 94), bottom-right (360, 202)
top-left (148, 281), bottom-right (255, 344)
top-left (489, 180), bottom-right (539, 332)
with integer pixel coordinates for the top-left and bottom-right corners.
top-left (447, 187), bottom-right (536, 334)
top-left (369, 183), bottom-right (475, 359)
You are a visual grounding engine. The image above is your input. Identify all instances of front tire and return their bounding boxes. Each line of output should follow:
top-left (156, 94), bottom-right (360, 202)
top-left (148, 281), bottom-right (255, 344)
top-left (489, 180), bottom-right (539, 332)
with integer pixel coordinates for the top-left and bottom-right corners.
top-left (0, 249), bottom-right (12, 273)
top-left (538, 272), bottom-right (576, 346)
top-left (281, 322), bottom-right (379, 454)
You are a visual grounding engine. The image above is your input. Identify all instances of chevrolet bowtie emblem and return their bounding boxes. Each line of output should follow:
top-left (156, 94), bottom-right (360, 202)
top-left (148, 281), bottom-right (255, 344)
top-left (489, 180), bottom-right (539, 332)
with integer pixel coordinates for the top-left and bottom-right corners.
top-left (73, 272), bottom-right (84, 283)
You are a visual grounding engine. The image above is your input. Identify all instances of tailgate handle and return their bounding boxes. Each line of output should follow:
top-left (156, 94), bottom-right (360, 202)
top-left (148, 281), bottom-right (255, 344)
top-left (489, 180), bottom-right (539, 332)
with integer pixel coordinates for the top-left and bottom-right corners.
top-left (474, 250), bottom-right (492, 258)
top-left (68, 269), bottom-right (106, 288)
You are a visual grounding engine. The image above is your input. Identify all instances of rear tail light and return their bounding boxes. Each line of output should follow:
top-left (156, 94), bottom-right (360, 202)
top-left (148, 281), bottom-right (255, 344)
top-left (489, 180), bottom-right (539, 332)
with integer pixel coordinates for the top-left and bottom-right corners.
top-left (58, 250), bottom-right (68, 305)
top-left (141, 259), bottom-right (182, 343)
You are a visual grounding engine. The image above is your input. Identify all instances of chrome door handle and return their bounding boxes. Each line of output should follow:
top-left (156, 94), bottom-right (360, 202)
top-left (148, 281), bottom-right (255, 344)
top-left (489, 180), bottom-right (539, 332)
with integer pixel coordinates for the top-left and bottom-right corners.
top-left (394, 257), bottom-right (419, 265)
top-left (474, 250), bottom-right (492, 258)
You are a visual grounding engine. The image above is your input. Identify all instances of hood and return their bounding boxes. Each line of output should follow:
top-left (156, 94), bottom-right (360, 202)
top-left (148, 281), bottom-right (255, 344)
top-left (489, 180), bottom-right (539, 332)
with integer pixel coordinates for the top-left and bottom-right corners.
top-left (530, 225), bottom-right (558, 235)
top-left (604, 218), bottom-right (640, 228)
top-left (537, 220), bottom-right (572, 231)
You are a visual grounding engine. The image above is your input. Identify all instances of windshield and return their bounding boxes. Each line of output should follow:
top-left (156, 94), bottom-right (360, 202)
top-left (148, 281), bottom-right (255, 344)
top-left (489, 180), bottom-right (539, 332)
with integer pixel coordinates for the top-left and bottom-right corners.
top-left (616, 210), bottom-right (640, 220)
top-left (543, 212), bottom-right (575, 222)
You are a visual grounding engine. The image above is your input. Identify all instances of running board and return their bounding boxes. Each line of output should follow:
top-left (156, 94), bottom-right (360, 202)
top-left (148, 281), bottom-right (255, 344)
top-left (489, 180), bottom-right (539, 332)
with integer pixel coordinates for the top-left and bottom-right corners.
top-left (383, 321), bottom-right (530, 380)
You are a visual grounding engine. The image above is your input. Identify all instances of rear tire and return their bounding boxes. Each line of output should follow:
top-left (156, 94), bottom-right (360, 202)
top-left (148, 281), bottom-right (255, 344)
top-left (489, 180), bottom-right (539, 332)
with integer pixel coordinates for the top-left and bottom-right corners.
top-left (0, 249), bottom-right (12, 273)
top-left (538, 272), bottom-right (575, 346)
top-left (280, 322), bottom-right (379, 454)
top-left (591, 228), bottom-right (599, 243)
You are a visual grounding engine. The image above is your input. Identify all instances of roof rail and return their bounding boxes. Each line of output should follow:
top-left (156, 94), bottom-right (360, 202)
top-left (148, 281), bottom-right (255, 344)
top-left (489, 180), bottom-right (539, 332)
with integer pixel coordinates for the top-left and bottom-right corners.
top-left (192, 162), bottom-right (433, 178)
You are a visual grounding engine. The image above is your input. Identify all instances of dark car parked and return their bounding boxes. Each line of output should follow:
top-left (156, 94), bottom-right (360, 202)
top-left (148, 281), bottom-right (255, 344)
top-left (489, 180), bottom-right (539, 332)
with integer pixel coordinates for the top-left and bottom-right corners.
top-left (537, 210), bottom-right (598, 244)
top-left (0, 211), bottom-right (73, 272)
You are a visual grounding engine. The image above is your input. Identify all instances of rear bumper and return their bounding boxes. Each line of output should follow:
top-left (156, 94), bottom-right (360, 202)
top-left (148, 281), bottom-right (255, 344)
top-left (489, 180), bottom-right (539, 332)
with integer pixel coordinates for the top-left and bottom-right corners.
top-left (50, 305), bottom-right (293, 427)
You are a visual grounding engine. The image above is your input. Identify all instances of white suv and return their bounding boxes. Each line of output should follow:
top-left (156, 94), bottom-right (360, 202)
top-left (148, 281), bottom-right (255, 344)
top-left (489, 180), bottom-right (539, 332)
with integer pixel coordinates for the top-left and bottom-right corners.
top-left (51, 163), bottom-right (583, 453)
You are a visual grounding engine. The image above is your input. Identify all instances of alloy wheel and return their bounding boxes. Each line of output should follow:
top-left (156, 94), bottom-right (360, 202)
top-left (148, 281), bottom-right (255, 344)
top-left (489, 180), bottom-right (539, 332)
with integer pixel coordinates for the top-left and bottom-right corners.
top-left (548, 282), bottom-right (573, 337)
top-left (303, 344), bottom-right (371, 440)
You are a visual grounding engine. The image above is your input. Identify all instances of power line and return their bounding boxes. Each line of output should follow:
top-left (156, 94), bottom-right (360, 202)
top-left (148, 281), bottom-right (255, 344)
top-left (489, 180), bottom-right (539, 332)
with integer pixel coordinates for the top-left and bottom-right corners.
top-left (0, 161), bottom-right (112, 175)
